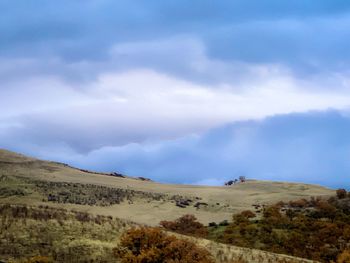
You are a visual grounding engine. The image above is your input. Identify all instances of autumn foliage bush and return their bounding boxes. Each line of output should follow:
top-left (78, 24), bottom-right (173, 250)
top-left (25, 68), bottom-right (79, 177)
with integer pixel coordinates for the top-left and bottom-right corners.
top-left (337, 249), bottom-right (350, 263)
top-left (160, 214), bottom-right (208, 237)
top-left (214, 191), bottom-right (350, 263)
top-left (114, 227), bottom-right (214, 263)
top-left (288, 198), bottom-right (308, 208)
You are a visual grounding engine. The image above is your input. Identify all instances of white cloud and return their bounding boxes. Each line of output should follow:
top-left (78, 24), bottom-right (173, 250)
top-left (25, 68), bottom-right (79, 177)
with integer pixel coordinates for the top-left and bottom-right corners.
top-left (2, 64), bottom-right (350, 152)
top-left (1, 37), bottom-right (350, 153)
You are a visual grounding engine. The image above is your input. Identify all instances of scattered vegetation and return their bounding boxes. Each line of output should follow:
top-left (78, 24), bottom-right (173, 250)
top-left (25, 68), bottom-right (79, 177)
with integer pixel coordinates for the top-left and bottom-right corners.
top-left (0, 175), bottom-right (198, 208)
top-left (208, 189), bottom-right (350, 263)
top-left (114, 227), bottom-right (214, 263)
top-left (0, 175), bottom-right (31, 197)
top-left (36, 180), bottom-right (139, 206)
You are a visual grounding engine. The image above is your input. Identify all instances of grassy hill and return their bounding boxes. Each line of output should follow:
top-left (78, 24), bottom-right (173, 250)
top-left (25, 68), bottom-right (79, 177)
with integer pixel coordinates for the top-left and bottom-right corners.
top-left (0, 149), bottom-right (334, 262)
top-left (0, 149), bottom-right (334, 226)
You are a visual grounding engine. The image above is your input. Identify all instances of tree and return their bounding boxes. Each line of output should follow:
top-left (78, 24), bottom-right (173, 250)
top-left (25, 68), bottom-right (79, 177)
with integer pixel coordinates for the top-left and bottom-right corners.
top-left (225, 180), bottom-right (234, 186)
top-left (114, 227), bottom-right (214, 263)
top-left (239, 176), bottom-right (246, 183)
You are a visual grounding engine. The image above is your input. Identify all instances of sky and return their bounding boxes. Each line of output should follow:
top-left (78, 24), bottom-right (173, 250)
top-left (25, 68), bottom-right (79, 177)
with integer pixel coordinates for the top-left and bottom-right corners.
top-left (1, 1), bottom-right (350, 189)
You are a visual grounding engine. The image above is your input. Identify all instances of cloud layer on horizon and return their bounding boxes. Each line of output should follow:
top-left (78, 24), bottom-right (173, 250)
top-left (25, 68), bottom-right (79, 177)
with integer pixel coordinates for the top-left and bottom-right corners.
top-left (12, 110), bottom-right (349, 190)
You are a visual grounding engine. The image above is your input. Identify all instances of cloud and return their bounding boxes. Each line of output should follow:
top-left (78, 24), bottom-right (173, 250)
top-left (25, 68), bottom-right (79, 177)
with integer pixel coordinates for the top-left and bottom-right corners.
top-left (1, 67), bottom-right (350, 153)
top-left (22, 110), bottom-right (349, 190)
top-left (1, 1), bottom-right (350, 82)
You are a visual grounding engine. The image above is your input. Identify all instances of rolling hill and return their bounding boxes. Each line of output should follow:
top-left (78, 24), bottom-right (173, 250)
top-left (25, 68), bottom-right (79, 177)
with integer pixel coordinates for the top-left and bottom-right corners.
top-left (0, 149), bottom-right (334, 226)
top-left (0, 148), bottom-right (334, 262)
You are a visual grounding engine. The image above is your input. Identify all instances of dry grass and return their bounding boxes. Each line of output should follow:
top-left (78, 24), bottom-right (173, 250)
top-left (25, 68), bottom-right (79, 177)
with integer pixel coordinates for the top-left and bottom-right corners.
top-left (0, 204), bottom-right (134, 262)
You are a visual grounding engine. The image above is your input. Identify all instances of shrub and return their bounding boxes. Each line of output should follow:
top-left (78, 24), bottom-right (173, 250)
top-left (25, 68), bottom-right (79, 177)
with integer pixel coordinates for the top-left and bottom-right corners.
top-left (160, 214), bottom-right (208, 237)
top-left (219, 220), bottom-right (229, 226)
top-left (336, 189), bottom-right (347, 199)
top-left (289, 199), bottom-right (308, 208)
top-left (208, 222), bottom-right (217, 227)
top-left (240, 210), bottom-right (256, 219)
top-left (316, 200), bottom-right (337, 219)
top-left (114, 227), bottom-right (214, 263)
top-left (337, 249), bottom-right (350, 263)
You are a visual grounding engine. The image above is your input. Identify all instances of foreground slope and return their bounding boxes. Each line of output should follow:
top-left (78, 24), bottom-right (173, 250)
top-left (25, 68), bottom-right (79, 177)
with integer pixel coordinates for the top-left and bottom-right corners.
top-left (0, 149), bottom-right (332, 262)
top-left (0, 149), bottom-right (334, 225)
top-left (0, 204), bottom-right (316, 263)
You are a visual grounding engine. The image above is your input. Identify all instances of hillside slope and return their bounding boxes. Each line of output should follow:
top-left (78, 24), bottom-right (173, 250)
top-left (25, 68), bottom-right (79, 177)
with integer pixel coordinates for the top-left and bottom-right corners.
top-left (0, 149), bottom-right (334, 226)
top-left (0, 204), bottom-right (317, 263)
top-left (0, 149), bottom-right (333, 262)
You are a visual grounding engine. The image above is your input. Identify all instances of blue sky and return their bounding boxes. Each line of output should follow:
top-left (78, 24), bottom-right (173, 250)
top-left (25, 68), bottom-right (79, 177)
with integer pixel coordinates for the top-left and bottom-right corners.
top-left (1, 1), bottom-right (350, 189)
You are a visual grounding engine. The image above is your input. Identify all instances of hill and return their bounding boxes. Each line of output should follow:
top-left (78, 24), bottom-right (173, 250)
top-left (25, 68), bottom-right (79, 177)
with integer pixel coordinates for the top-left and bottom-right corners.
top-left (0, 149), bottom-right (337, 262)
top-left (0, 149), bottom-right (334, 226)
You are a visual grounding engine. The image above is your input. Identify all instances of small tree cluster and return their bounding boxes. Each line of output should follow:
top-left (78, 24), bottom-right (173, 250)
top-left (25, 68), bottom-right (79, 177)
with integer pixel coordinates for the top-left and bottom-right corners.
top-left (114, 227), bottom-right (214, 263)
top-left (160, 214), bottom-right (208, 237)
top-left (224, 176), bottom-right (246, 186)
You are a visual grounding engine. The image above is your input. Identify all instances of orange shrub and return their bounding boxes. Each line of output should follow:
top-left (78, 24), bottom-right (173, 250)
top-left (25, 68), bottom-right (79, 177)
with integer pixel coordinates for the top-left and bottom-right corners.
top-left (289, 199), bottom-right (308, 208)
top-left (337, 249), bottom-right (350, 263)
top-left (160, 214), bottom-right (208, 237)
top-left (240, 210), bottom-right (256, 219)
top-left (114, 227), bottom-right (214, 263)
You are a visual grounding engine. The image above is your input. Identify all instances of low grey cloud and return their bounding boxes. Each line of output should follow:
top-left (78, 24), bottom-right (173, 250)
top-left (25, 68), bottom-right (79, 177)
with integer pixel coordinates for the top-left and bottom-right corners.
top-left (1, 1), bottom-right (350, 84)
top-left (8, 110), bottom-right (349, 190)
top-left (1, 67), bottom-right (350, 154)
